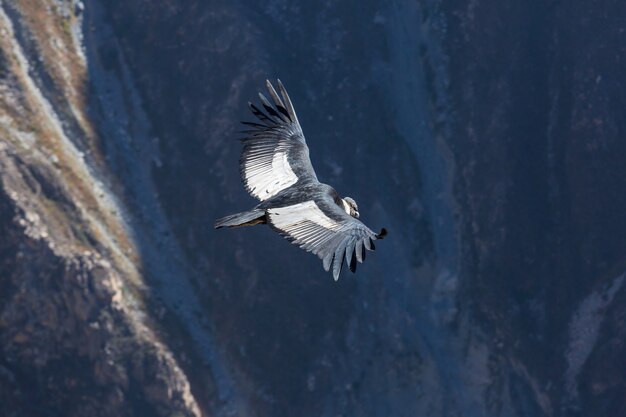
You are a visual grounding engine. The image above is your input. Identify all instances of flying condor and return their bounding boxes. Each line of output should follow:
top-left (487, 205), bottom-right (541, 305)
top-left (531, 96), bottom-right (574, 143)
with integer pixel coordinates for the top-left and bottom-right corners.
top-left (215, 79), bottom-right (387, 280)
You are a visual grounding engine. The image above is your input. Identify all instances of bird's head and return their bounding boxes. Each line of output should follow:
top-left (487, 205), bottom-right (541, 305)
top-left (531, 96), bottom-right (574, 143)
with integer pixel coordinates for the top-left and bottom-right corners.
top-left (342, 197), bottom-right (360, 218)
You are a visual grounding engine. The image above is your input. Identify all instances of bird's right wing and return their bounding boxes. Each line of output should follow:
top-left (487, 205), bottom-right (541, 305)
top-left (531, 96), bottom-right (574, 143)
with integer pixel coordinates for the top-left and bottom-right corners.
top-left (266, 196), bottom-right (387, 280)
top-left (239, 80), bottom-right (318, 201)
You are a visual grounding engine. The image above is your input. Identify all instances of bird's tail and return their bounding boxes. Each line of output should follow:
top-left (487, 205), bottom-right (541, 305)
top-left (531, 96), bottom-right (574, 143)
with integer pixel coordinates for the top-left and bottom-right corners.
top-left (214, 209), bottom-right (266, 229)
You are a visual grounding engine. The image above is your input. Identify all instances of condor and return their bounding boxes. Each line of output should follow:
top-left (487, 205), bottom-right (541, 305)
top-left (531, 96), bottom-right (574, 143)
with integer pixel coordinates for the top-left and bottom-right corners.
top-left (215, 80), bottom-right (386, 280)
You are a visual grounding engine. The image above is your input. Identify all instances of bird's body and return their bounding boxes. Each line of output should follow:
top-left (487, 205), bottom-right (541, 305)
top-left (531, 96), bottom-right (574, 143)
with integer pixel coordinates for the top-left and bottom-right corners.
top-left (215, 80), bottom-right (386, 280)
top-left (218, 182), bottom-right (352, 227)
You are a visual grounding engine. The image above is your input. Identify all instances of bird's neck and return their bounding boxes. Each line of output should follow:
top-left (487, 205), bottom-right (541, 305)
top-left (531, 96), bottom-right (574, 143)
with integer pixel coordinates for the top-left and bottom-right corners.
top-left (341, 199), bottom-right (351, 215)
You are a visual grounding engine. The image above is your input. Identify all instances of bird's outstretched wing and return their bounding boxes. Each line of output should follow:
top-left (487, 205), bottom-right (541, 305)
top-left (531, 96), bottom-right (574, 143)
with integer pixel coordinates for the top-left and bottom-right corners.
top-left (240, 80), bottom-right (318, 201)
top-left (266, 195), bottom-right (387, 280)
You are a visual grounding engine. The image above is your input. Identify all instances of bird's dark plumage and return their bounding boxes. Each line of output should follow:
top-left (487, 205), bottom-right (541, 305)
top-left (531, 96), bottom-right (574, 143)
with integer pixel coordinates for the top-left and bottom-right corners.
top-left (215, 80), bottom-right (386, 280)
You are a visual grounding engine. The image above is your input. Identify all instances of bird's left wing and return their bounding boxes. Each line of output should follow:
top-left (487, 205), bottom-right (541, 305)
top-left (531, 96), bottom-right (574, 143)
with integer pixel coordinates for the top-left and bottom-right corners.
top-left (239, 80), bottom-right (318, 201)
top-left (266, 196), bottom-right (387, 280)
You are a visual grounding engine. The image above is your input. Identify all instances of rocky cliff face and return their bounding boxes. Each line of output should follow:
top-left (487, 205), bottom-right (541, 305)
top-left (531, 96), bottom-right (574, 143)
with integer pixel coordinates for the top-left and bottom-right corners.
top-left (1, 0), bottom-right (625, 416)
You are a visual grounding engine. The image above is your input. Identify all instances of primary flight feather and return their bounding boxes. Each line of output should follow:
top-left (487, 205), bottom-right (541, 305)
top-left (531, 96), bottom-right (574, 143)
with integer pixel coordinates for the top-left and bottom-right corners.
top-left (215, 79), bottom-right (387, 280)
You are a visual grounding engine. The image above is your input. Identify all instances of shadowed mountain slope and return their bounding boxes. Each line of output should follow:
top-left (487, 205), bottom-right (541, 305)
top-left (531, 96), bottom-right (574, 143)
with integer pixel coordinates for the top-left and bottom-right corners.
top-left (1, 0), bottom-right (625, 416)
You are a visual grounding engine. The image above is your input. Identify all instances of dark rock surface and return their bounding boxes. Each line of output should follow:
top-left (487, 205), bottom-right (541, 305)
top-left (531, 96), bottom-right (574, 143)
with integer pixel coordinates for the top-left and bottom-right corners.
top-left (1, 0), bottom-right (625, 416)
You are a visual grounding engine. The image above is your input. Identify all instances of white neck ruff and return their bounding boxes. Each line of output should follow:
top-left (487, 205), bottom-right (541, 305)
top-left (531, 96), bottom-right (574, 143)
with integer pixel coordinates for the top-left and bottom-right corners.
top-left (341, 199), bottom-right (351, 215)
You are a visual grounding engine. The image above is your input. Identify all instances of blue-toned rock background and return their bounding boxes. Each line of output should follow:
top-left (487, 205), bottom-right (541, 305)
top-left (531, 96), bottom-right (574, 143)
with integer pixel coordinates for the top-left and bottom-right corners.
top-left (1, 1), bottom-right (625, 416)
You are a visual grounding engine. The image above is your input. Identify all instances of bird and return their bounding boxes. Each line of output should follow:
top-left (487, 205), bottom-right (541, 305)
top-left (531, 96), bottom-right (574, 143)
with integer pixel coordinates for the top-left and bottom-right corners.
top-left (215, 79), bottom-right (387, 280)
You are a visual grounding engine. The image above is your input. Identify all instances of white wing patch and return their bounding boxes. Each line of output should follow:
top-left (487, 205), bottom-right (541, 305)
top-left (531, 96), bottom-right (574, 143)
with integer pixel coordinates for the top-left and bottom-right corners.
top-left (267, 199), bottom-right (383, 280)
top-left (268, 201), bottom-right (341, 234)
top-left (244, 151), bottom-right (298, 200)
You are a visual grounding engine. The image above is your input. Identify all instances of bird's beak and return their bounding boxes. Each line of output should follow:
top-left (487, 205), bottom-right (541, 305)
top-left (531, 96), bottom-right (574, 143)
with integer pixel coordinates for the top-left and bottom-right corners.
top-left (355, 211), bottom-right (360, 218)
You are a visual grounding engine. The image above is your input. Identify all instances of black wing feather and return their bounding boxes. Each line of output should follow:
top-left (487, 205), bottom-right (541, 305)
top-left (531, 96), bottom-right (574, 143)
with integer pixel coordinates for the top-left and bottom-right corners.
top-left (240, 80), bottom-right (319, 201)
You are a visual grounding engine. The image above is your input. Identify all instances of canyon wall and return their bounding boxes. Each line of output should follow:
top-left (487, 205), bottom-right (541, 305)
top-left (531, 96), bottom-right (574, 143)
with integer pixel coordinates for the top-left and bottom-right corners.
top-left (1, 0), bottom-right (624, 416)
